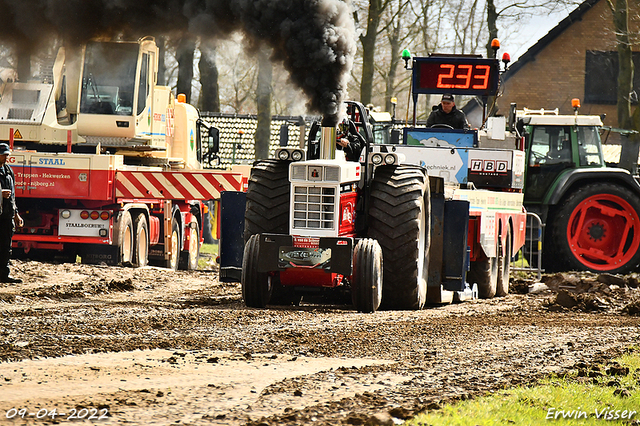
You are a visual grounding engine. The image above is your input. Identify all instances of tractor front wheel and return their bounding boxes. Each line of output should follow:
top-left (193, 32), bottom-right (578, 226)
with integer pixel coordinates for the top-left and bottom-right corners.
top-left (242, 234), bottom-right (272, 308)
top-left (548, 183), bottom-right (640, 274)
top-left (351, 238), bottom-right (383, 313)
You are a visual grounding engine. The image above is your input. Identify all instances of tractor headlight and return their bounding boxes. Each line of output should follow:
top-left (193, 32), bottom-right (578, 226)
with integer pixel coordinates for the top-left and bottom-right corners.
top-left (371, 153), bottom-right (383, 165)
top-left (384, 154), bottom-right (397, 165)
top-left (278, 149), bottom-right (290, 161)
top-left (291, 150), bottom-right (303, 161)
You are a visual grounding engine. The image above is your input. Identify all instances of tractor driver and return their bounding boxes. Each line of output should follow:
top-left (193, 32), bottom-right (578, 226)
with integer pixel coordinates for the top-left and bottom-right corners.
top-left (426, 93), bottom-right (470, 130)
top-left (336, 118), bottom-right (365, 162)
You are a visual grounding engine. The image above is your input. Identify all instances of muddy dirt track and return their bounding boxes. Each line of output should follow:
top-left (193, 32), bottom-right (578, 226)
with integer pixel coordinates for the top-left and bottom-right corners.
top-left (0, 259), bottom-right (639, 425)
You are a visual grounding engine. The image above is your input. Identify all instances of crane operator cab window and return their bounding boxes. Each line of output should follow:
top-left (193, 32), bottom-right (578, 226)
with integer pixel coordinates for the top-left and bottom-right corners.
top-left (80, 42), bottom-right (138, 116)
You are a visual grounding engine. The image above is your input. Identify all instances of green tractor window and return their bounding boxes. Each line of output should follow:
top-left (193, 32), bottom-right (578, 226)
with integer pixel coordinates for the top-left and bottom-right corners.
top-left (577, 126), bottom-right (604, 167)
top-left (529, 126), bottom-right (572, 166)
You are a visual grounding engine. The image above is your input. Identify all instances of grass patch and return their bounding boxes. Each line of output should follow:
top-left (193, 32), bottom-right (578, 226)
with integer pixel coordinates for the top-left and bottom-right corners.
top-left (198, 243), bottom-right (219, 270)
top-left (200, 243), bottom-right (218, 256)
top-left (407, 348), bottom-right (640, 425)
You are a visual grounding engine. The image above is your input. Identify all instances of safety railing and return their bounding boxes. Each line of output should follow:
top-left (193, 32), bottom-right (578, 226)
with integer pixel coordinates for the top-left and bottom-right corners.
top-left (512, 212), bottom-right (544, 281)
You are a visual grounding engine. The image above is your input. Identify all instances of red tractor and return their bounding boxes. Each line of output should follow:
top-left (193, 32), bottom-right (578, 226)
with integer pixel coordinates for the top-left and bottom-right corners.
top-left (242, 101), bottom-right (430, 312)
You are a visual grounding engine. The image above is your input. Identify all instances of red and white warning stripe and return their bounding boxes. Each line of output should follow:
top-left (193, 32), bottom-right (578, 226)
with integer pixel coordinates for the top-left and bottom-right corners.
top-left (115, 170), bottom-right (243, 200)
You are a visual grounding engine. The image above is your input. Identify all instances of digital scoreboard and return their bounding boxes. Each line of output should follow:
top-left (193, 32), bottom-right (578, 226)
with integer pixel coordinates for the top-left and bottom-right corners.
top-left (412, 56), bottom-right (500, 97)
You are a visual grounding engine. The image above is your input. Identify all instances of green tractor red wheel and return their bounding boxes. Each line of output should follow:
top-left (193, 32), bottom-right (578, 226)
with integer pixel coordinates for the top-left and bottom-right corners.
top-left (549, 183), bottom-right (640, 274)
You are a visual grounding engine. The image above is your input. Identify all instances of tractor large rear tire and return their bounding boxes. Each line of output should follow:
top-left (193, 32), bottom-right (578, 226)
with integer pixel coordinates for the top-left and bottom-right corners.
top-left (351, 238), bottom-right (383, 313)
top-left (547, 183), bottom-right (640, 274)
top-left (242, 234), bottom-right (272, 308)
top-left (368, 165), bottom-right (430, 310)
top-left (244, 160), bottom-right (291, 242)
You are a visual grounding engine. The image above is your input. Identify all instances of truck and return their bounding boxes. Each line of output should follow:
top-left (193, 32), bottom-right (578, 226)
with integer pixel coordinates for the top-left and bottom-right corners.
top-left (240, 52), bottom-right (527, 311)
top-left (0, 37), bottom-right (243, 268)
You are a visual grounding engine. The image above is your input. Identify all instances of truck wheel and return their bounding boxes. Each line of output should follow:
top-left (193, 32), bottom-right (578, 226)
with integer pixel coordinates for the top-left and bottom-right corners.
top-left (496, 225), bottom-right (511, 297)
top-left (351, 238), bottom-right (383, 313)
top-left (548, 183), bottom-right (640, 274)
top-left (244, 160), bottom-right (290, 242)
top-left (368, 165), bottom-right (429, 310)
top-left (167, 216), bottom-right (181, 271)
top-left (242, 234), bottom-right (272, 308)
top-left (179, 222), bottom-right (200, 270)
top-left (133, 214), bottom-right (149, 268)
top-left (468, 255), bottom-right (498, 299)
top-left (119, 211), bottom-right (134, 266)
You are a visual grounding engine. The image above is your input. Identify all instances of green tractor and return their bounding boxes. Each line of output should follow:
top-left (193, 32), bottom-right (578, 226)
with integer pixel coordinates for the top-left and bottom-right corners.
top-left (517, 106), bottom-right (640, 274)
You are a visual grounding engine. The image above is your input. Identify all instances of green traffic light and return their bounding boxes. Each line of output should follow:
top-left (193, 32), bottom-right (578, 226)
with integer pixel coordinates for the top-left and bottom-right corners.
top-left (401, 49), bottom-right (411, 60)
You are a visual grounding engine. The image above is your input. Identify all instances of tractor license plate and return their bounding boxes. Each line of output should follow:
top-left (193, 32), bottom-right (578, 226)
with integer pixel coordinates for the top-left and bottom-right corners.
top-left (278, 247), bottom-right (331, 269)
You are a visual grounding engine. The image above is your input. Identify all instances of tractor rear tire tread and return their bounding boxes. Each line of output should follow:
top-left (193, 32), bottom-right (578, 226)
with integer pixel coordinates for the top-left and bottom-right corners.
top-left (368, 165), bottom-right (429, 310)
top-left (244, 160), bottom-right (291, 243)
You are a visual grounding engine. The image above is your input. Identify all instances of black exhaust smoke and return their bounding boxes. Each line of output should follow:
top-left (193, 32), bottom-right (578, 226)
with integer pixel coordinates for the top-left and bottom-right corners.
top-left (0, 0), bottom-right (355, 121)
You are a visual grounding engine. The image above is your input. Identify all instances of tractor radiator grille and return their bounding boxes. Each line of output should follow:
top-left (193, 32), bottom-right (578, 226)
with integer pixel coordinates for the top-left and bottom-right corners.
top-left (292, 186), bottom-right (336, 230)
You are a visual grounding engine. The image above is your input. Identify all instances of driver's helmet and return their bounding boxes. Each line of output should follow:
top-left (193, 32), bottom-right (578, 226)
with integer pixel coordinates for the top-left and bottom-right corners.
top-left (338, 117), bottom-right (350, 138)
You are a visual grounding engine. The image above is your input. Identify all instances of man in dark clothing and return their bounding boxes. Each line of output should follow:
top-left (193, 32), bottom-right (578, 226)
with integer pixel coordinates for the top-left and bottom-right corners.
top-left (0, 143), bottom-right (23, 283)
top-left (426, 93), bottom-right (470, 130)
top-left (336, 118), bottom-right (365, 162)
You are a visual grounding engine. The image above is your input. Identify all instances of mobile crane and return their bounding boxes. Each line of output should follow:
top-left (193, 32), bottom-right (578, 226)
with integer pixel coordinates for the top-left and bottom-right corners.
top-left (0, 37), bottom-right (243, 268)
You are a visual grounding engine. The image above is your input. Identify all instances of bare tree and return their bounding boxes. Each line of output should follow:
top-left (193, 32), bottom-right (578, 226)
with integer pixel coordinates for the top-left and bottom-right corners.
top-left (228, 58), bottom-right (257, 114)
top-left (198, 39), bottom-right (220, 113)
top-left (359, 0), bottom-right (391, 105)
top-left (451, 0), bottom-right (482, 54)
top-left (377, 0), bottom-right (417, 113)
top-left (608, 0), bottom-right (640, 173)
top-left (255, 47), bottom-right (272, 159)
top-left (176, 35), bottom-right (196, 102)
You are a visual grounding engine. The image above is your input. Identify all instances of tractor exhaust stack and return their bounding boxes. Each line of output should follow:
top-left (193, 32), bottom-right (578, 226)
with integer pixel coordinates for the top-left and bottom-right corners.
top-left (320, 125), bottom-right (337, 160)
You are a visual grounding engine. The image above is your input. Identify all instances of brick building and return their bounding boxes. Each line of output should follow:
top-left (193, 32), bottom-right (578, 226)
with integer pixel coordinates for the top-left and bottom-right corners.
top-left (466, 0), bottom-right (640, 133)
